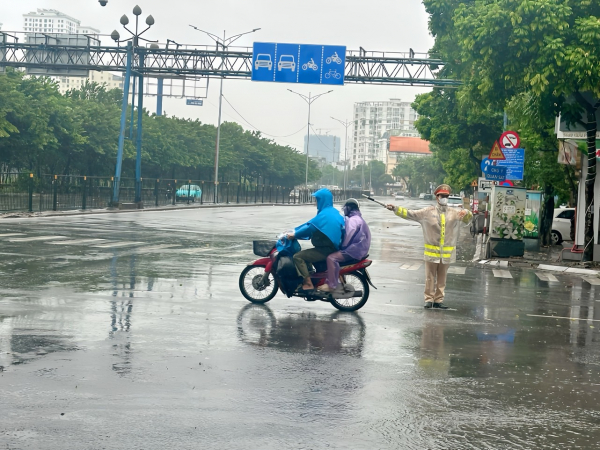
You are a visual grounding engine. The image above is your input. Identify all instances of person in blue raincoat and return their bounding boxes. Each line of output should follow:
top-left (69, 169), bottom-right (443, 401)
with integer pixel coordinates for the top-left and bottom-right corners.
top-left (287, 188), bottom-right (345, 291)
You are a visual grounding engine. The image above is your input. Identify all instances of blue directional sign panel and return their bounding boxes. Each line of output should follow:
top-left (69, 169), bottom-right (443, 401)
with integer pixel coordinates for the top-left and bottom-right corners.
top-left (481, 148), bottom-right (525, 181)
top-left (251, 42), bottom-right (346, 86)
top-left (186, 99), bottom-right (203, 106)
top-left (485, 165), bottom-right (507, 181)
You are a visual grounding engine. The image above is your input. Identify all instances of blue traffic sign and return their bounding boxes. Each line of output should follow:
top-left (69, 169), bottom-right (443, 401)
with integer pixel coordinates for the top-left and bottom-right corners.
top-left (485, 165), bottom-right (507, 181)
top-left (186, 99), bottom-right (203, 106)
top-left (252, 42), bottom-right (346, 86)
top-left (481, 148), bottom-right (524, 181)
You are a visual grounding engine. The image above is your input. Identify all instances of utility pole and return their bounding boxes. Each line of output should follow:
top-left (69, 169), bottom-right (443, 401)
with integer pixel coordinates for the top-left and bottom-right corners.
top-left (331, 117), bottom-right (352, 192)
top-left (288, 89), bottom-right (333, 187)
top-left (190, 25), bottom-right (260, 203)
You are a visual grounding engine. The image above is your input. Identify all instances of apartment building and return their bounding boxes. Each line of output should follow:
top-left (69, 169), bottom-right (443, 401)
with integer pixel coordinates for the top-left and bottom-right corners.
top-left (21, 9), bottom-right (121, 93)
top-left (349, 99), bottom-right (420, 169)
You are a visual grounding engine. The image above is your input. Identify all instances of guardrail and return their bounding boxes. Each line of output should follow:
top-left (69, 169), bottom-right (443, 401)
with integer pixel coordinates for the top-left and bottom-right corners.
top-left (0, 173), bottom-right (362, 213)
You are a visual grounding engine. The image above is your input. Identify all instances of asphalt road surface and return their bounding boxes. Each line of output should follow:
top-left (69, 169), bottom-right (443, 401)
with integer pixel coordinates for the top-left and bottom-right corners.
top-left (1, 198), bottom-right (599, 449)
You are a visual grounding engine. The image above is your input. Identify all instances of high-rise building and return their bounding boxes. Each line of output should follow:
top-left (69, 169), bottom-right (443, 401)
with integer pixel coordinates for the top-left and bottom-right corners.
top-left (349, 99), bottom-right (420, 169)
top-left (21, 10), bottom-right (120, 94)
top-left (304, 134), bottom-right (341, 164)
top-left (23, 9), bottom-right (99, 35)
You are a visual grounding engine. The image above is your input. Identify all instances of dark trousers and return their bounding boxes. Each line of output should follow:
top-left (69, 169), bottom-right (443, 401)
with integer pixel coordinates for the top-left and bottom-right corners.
top-left (293, 246), bottom-right (335, 279)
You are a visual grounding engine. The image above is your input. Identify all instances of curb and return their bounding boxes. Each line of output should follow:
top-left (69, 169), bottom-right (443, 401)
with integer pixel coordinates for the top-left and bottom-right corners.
top-left (1, 202), bottom-right (310, 219)
top-left (537, 264), bottom-right (600, 276)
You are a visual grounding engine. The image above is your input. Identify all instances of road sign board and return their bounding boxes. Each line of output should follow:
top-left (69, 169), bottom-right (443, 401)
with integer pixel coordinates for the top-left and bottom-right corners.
top-left (488, 141), bottom-right (506, 160)
top-left (471, 180), bottom-right (478, 187)
top-left (186, 99), bottom-right (203, 106)
top-left (251, 42), bottom-right (346, 86)
top-left (485, 165), bottom-right (507, 181)
top-left (478, 177), bottom-right (500, 192)
top-left (500, 131), bottom-right (520, 149)
top-left (481, 148), bottom-right (525, 180)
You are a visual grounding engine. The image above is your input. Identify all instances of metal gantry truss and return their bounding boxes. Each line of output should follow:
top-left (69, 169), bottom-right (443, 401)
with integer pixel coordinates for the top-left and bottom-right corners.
top-left (0, 33), bottom-right (460, 87)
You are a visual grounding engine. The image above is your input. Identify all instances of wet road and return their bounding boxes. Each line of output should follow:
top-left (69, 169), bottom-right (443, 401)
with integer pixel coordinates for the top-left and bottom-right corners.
top-left (1, 199), bottom-right (600, 449)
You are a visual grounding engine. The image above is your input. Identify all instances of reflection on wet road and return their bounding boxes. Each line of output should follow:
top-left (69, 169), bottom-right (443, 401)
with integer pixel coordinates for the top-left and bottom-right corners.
top-left (1, 200), bottom-right (599, 449)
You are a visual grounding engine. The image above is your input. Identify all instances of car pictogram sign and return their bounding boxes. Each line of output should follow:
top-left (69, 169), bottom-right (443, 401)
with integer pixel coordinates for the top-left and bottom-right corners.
top-left (488, 141), bottom-right (506, 160)
top-left (499, 131), bottom-right (520, 149)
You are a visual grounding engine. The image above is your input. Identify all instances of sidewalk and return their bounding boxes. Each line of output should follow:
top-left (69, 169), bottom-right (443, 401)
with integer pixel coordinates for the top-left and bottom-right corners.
top-left (467, 233), bottom-right (600, 275)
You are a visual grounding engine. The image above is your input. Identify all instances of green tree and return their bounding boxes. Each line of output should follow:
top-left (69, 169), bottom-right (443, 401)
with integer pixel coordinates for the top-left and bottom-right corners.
top-left (424, 0), bottom-right (600, 259)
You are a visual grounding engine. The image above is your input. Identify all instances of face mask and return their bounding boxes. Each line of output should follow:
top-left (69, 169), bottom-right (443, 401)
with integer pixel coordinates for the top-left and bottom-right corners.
top-left (438, 197), bottom-right (448, 206)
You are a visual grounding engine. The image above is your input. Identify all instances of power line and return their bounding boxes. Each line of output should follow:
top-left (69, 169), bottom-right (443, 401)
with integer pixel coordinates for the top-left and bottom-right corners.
top-left (221, 95), bottom-right (306, 138)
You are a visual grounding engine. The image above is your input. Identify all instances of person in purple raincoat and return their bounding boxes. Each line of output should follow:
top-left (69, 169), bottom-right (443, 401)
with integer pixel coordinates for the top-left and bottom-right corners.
top-left (318, 198), bottom-right (371, 293)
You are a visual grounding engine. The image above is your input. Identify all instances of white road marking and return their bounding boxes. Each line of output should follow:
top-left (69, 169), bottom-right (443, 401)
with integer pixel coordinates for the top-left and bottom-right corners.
top-left (582, 276), bottom-right (600, 286)
top-left (447, 266), bottom-right (467, 275)
top-left (8, 236), bottom-right (66, 242)
top-left (527, 314), bottom-right (600, 323)
top-left (400, 263), bottom-right (422, 270)
top-left (536, 272), bottom-right (559, 282)
top-left (0, 233), bottom-right (25, 237)
top-left (46, 238), bottom-right (107, 245)
top-left (92, 241), bottom-right (144, 248)
top-left (493, 269), bottom-right (513, 279)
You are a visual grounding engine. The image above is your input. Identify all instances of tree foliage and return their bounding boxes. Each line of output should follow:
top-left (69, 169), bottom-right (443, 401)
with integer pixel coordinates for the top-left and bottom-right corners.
top-left (0, 70), bottom-right (318, 187)
top-left (421, 0), bottom-right (598, 256)
top-left (392, 156), bottom-right (446, 196)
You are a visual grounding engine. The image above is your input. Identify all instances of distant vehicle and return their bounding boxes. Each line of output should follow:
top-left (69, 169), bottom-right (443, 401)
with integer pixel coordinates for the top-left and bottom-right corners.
top-left (278, 55), bottom-right (295, 71)
top-left (176, 184), bottom-right (202, 202)
top-left (289, 189), bottom-right (300, 198)
top-left (448, 195), bottom-right (463, 208)
top-left (254, 54), bottom-right (272, 70)
top-left (395, 194), bottom-right (405, 201)
top-left (552, 208), bottom-right (575, 245)
top-left (419, 193), bottom-right (434, 200)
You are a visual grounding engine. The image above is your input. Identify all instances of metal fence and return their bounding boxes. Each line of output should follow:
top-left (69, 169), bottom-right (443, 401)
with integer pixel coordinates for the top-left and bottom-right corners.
top-left (0, 173), bottom-right (363, 213)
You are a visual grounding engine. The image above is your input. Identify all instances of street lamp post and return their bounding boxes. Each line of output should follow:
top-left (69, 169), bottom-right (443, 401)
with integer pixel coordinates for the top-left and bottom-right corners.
top-left (110, 4), bottom-right (156, 205)
top-left (189, 25), bottom-right (260, 203)
top-left (331, 117), bottom-right (352, 192)
top-left (288, 90), bottom-right (333, 188)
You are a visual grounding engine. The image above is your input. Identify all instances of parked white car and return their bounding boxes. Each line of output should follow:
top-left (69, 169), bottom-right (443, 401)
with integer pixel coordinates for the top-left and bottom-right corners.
top-left (552, 208), bottom-right (575, 244)
top-left (447, 195), bottom-right (463, 208)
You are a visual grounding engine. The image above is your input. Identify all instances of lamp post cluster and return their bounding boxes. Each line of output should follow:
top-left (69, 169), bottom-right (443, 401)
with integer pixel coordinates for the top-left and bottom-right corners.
top-left (110, 5), bottom-right (157, 206)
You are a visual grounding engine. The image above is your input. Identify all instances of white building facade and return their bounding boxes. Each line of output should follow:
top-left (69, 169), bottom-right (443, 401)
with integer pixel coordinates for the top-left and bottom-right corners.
top-left (21, 10), bottom-right (119, 94)
top-left (349, 99), bottom-right (420, 169)
top-left (23, 9), bottom-right (99, 35)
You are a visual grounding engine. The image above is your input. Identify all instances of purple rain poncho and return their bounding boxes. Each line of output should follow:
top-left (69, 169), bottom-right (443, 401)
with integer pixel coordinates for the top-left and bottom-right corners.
top-left (326, 210), bottom-right (371, 288)
top-left (341, 210), bottom-right (371, 260)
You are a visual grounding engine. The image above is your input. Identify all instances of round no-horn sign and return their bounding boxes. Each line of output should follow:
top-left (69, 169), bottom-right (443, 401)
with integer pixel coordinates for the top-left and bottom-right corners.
top-left (499, 131), bottom-right (520, 149)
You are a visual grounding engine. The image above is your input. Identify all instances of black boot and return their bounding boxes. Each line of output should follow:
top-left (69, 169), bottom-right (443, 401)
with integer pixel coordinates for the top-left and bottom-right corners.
top-left (424, 302), bottom-right (433, 309)
top-left (433, 302), bottom-right (449, 309)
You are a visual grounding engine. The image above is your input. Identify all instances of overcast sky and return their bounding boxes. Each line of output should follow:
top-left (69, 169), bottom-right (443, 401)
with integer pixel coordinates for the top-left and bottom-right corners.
top-left (1, 0), bottom-right (435, 155)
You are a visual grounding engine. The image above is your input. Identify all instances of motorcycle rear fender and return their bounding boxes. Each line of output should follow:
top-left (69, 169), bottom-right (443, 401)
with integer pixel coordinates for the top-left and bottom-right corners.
top-left (339, 259), bottom-right (372, 274)
top-left (359, 268), bottom-right (377, 289)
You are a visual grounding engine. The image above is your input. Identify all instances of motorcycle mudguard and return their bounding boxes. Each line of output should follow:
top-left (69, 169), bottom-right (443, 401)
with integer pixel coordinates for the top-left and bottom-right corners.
top-left (360, 268), bottom-right (377, 289)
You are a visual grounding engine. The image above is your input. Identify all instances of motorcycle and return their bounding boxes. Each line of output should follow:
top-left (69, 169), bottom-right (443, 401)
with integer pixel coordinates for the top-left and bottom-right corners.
top-left (326, 52), bottom-right (342, 65)
top-left (238, 238), bottom-right (375, 311)
top-left (302, 58), bottom-right (319, 71)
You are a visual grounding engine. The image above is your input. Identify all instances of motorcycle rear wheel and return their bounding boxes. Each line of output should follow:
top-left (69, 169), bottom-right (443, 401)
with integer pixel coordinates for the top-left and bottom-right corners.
top-left (330, 272), bottom-right (369, 312)
top-left (239, 266), bottom-right (279, 303)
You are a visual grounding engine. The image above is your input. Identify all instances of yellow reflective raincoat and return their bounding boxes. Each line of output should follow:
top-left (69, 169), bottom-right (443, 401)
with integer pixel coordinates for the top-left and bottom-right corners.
top-left (393, 205), bottom-right (472, 263)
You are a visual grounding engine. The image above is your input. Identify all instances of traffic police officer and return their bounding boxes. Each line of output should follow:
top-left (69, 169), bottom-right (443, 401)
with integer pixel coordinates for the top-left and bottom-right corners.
top-left (386, 184), bottom-right (472, 309)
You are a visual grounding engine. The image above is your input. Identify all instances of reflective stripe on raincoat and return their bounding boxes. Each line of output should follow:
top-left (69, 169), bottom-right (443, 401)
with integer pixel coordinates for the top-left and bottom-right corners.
top-left (394, 205), bottom-right (472, 263)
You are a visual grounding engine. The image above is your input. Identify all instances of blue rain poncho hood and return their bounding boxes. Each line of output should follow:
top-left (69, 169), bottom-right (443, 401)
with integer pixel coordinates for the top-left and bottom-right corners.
top-left (297, 188), bottom-right (344, 249)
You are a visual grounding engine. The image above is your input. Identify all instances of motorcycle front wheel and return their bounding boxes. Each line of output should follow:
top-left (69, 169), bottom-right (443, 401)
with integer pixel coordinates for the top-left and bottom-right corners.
top-left (330, 272), bottom-right (369, 312)
top-left (239, 266), bottom-right (279, 303)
